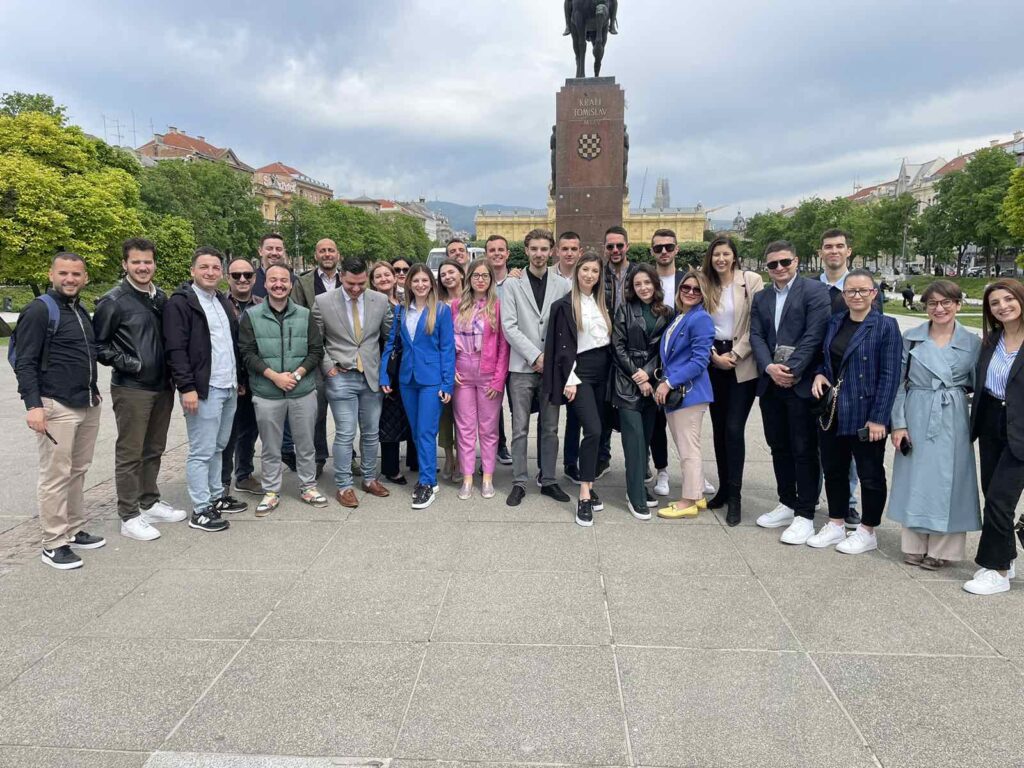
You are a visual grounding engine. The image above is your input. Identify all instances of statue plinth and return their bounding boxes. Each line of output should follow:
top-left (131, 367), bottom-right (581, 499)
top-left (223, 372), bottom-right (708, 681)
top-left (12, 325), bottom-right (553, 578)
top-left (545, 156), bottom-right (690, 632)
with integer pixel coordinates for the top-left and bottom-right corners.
top-left (553, 77), bottom-right (625, 253)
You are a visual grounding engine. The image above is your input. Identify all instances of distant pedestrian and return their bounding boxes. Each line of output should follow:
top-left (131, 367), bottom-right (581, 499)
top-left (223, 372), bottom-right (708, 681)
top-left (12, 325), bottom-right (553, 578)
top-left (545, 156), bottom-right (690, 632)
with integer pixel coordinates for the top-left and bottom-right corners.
top-left (902, 285), bottom-right (915, 310)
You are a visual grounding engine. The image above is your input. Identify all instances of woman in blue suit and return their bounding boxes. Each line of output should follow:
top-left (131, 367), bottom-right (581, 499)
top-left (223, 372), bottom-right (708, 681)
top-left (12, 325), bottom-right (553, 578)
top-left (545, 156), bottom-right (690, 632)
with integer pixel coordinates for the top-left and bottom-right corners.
top-left (654, 269), bottom-right (715, 519)
top-left (381, 264), bottom-right (455, 509)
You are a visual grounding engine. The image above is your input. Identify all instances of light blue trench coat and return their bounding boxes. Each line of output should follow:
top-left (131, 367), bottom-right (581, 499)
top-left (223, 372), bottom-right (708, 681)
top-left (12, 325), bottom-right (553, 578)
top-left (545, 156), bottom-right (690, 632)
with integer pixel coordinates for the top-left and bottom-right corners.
top-left (888, 321), bottom-right (982, 533)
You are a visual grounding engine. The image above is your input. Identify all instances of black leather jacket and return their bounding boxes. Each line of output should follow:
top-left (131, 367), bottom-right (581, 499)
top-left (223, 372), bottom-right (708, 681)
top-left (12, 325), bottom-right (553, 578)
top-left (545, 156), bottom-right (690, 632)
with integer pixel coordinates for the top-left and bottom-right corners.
top-left (611, 299), bottom-right (673, 409)
top-left (93, 280), bottom-right (170, 391)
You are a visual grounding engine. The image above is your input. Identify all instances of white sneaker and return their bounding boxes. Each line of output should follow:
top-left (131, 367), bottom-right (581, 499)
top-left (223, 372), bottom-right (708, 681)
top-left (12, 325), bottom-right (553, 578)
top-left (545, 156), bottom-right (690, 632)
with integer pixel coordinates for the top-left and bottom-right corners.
top-left (756, 503), bottom-right (795, 529)
top-left (806, 522), bottom-right (847, 549)
top-left (704, 477), bottom-right (716, 495)
top-left (653, 470), bottom-right (670, 497)
top-left (836, 526), bottom-right (878, 555)
top-left (141, 500), bottom-right (187, 523)
top-left (963, 568), bottom-right (1011, 595)
top-left (121, 516), bottom-right (160, 541)
top-left (627, 500), bottom-right (651, 521)
top-left (974, 563), bottom-right (1016, 580)
top-left (780, 517), bottom-right (815, 545)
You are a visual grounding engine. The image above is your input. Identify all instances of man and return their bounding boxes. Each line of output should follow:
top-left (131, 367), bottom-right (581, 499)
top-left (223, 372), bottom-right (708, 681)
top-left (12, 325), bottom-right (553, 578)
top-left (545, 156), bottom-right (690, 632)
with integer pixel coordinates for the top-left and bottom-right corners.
top-left (252, 232), bottom-right (290, 298)
top-left (93, 238), bottom-right (185, 542)
top-left (446, 237), bottom-right (470, 267)
top-left (501, 228), bottom-right (572, 506)
top-left (164, 246), bottom-right (248, 532)
top-left (15, 252), bottom-right (105, 569)
top-left (289, 237), bottom-right (342, 475)
top-left (221, 258), bottom-right (263, 495)
top-left (650, 229), bottom-right (687, 495)
top-left (749, 241), bottom-right (831, 544)
top-left (239, 264), bottom-right (327, 514)
top-left (553, 231), bottom-right (580, 284)
top-left (487, 234), bottom-right (519, 465)
top-left (314, 256), bottom-right (393, 507)
top-left (554, 231), bottom-right (585, 483)
top-left (563, 0), bottom-right (618, 34)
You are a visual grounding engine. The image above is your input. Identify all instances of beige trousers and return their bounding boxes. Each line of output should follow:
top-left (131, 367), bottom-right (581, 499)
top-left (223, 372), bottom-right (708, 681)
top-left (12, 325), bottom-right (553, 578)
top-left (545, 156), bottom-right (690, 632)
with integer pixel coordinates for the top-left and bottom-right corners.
top-left (901, 528), bottom-right (967, 561)
top-left (36, 398), bottom-right (101, 549)
top-left (666, 403), bottom-right (708, 500)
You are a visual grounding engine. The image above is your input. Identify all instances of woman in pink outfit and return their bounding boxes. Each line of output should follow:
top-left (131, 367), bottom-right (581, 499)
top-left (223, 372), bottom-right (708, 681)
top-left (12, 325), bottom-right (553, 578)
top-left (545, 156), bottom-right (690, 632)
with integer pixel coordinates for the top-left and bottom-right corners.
top-left (452, 258), bottom-right (510, 499)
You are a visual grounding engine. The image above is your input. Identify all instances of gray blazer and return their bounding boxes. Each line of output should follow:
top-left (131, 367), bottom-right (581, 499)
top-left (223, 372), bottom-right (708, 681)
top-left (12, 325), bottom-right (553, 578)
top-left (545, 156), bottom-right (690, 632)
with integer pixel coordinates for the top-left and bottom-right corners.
top-left (313, 288), bottom-right (393, 392)
top-left (502, 267), bottom-right (571, 374)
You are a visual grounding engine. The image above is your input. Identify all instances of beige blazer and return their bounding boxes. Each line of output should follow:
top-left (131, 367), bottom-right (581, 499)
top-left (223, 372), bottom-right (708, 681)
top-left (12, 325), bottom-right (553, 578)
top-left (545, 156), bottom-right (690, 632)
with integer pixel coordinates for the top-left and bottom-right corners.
top-left (718, 270), bottom-right (764, 383)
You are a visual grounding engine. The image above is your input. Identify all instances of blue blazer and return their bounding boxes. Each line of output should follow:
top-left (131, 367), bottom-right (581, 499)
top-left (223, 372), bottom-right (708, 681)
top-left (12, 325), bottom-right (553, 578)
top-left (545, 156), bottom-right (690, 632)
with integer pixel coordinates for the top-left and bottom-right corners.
top-left (819, 309), bottom-right (902, 435)
top-left (749, 276), bottom-right (832, 399)
top-left (660, 305), bottom-right (714, 412)
top-left (380, 303), bottom-right (455, 393)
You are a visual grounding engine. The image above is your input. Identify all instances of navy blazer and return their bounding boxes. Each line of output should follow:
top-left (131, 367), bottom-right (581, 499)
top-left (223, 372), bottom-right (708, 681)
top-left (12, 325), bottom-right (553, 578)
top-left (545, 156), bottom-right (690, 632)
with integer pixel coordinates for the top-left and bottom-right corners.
top-left (818, 309), bottom-right (902, 435)
top-left (659, 305), bottom-right (715, 412)
top-left (971, 331), bottom-right (1024, 460)
top-left (749, 276), bottom-right (831, 398)
top-left (380, 303), bottom-right (455, 393)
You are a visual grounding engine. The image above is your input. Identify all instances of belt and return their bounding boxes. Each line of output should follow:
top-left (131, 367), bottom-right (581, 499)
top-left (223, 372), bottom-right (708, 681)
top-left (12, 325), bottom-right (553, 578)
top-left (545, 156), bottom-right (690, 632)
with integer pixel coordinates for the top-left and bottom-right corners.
top-left (983, 390), bottom-right (1007, 407)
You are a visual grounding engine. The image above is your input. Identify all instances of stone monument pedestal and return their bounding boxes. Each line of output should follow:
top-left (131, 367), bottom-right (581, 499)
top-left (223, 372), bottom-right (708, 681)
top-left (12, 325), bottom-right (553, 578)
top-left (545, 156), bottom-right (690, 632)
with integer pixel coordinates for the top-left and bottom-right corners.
top-left (554, 77), bottom-right (626, 253)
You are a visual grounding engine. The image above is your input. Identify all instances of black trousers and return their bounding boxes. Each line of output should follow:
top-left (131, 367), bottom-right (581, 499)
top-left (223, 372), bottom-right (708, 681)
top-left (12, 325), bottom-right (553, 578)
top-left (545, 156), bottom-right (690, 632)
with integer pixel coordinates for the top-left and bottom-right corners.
top-left (222, 391), bottom-right (259, 485)
top-left (818, 428), bottom-right (887, 527)
top-left (760, 385), bottom-right (820, 519)
top-left (975, 393), bottom-right (1023, 571)
top-left (381, 440), bottom-right (419, 477)
top-left (709, 365), bottom-right (757, 496)
top-left (569, 348), bottom-right (609, 483)
top-left (651, 408), bottom-right (668, 470)
top-left (620, 400), bottom-right (657, 509)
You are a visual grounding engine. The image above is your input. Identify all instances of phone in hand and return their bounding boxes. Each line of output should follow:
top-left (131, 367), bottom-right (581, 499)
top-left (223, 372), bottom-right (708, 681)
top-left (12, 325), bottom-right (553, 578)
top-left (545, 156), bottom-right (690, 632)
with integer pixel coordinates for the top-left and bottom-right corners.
top-left (857, 426), bottom-right (870, 442)
top-left (899, 436), bottom-right (912, 456)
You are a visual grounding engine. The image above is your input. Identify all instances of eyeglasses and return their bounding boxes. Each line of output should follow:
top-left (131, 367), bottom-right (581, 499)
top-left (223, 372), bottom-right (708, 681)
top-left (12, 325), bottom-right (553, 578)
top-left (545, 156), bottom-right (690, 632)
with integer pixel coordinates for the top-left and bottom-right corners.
top-left (843, 288), bottom-right (876, 298)
top-left (679, 285), bottom-right (702, 296)
top-left (470, 272), bottom-right (491, 281)
top-left (393, 267), bottom-right (409, 274)
top-left (926, 299), bottom-right (956, 310)
top-left (229, 272), bottom-right (255, 281)
top-left (766, 258), bottom-right (794, 270)
top-left (605, 242), bottom-right (627, 251)
top-left (652, 243), bottom-right (677, 254)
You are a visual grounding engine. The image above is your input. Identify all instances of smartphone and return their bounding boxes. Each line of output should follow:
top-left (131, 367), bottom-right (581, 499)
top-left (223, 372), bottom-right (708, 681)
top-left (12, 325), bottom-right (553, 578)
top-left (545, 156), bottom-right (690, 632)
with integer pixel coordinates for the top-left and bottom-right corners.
top-left (899, 436), bottom-right (912, 456)
top-left (857, 427), bottom-right (870, 442)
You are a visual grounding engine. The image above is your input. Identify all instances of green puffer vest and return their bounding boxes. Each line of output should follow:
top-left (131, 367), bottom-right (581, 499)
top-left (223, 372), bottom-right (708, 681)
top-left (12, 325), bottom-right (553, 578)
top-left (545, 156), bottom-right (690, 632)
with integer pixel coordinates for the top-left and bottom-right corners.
top-left (247, 300), bottom-right (316, 400)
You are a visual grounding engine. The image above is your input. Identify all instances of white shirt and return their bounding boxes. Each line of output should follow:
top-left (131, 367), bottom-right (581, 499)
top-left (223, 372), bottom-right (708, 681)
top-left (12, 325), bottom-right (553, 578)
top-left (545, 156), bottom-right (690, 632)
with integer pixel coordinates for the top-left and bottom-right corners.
top-left (191, 284), bottom-right (236, 389)
top-left (659, 273), bottom-right (676, 305)
top-left (713, 281), bottom-right (735, 341)
top-left (318, 269), bottom-right (340, 294)
top-left (405, 304), bottom-right (423, 341)
top-left (567, 293), bottom-right (610, 385)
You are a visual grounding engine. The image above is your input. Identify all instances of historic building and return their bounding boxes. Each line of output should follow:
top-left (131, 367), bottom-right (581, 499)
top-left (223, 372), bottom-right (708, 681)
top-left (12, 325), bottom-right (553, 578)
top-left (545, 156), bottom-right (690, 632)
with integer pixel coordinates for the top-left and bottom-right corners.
top-left (254, 162), bottom-right (332, 222)
top-left (136, 127), bottom-right (253, 173)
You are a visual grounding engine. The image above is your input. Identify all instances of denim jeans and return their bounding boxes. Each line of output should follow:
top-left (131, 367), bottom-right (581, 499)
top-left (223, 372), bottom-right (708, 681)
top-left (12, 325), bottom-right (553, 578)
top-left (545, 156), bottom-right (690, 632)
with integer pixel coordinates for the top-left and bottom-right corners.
top-left (326, 371), bottom-right (382, 490)
top-left (183, 386), bottom-right (237, 512)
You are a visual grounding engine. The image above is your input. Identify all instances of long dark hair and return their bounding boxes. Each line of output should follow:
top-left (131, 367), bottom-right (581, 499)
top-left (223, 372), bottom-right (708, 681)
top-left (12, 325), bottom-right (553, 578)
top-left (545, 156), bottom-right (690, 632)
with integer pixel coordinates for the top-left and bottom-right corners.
top-left (982, 279), bottom-right (1024, 343)
top-left (625, 263), bottom-right (671, 317)
top-left (700, 235), bottom-right (740, 315)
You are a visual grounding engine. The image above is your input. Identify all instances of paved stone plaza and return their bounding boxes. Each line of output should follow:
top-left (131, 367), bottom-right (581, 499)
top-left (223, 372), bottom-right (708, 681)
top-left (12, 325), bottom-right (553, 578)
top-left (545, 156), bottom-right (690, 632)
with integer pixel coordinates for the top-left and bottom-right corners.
top-left (1, 323), bottom-right (1023, 768)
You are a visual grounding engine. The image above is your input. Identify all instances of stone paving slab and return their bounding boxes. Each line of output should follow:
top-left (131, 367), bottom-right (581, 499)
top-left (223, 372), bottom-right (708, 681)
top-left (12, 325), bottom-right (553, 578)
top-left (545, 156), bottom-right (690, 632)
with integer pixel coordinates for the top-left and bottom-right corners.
top-left (0, 746), bottom-right (150, 768)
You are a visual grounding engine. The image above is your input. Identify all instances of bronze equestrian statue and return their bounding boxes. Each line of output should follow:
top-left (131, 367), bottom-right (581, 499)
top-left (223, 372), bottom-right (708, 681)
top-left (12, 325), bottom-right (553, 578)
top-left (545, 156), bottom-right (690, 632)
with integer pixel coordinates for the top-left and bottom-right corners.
top-left (566, 0), bottom-right (616, 78)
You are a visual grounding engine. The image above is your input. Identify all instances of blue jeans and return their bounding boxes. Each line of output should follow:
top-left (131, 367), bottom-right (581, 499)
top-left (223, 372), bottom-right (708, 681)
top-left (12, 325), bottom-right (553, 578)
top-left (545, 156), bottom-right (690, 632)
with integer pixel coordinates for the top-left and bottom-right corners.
top-left (326, 371), bottom-right (382, 490)
top-left (183, 386), bottom-right (237, 512)
top-left (402, 382), bottom-right (443, 488)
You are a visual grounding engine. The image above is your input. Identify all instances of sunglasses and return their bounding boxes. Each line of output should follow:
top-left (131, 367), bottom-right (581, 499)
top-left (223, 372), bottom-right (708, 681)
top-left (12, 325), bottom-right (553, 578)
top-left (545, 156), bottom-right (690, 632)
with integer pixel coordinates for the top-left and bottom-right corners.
top-left (393, 267), bottom-right (410, 274)
top-left (605, 242), bottom-right (627, 251)
top-left (766, 258), bottom-right (794, 270)
top-left (229, 272), bottom-right (255, 281)
top-left (679, 284), bottom-right (702, 296)
top-left (652, 243), bottom-right (677, 254)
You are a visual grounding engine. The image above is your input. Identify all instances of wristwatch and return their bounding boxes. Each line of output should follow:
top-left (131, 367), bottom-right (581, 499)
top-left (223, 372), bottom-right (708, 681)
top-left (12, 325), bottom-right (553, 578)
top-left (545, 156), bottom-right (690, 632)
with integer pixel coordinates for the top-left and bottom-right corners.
top-left (293, 372), bottom-right (303, 382)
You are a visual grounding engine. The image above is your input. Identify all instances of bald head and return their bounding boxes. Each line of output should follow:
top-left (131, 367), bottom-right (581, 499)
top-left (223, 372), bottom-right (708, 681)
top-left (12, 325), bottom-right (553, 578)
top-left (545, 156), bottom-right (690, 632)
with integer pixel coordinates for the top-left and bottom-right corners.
top-left (315, 239), bottom-right (339, 273)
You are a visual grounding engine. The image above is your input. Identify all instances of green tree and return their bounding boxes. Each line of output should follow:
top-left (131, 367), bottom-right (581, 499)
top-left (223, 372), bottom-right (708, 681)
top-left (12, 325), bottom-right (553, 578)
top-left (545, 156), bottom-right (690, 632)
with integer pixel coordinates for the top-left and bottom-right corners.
top-left (0, 92), bottom-right (67, 124)
top-left (1001, 167), bottom-right (1024, 268)
top-left (911, 203), bottom-right (953, 274)
top-left (742, 211), bottom-right (789, 267)
top-left (861, 193), bottom-right (918, 271)
top-left (147, 214), bottom-right (197, 288)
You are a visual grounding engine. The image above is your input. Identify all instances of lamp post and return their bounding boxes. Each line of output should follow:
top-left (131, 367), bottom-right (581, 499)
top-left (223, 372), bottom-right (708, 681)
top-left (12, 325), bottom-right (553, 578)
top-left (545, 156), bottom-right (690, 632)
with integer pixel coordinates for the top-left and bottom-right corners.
top-left (275, 207), bottom-right (302, 271)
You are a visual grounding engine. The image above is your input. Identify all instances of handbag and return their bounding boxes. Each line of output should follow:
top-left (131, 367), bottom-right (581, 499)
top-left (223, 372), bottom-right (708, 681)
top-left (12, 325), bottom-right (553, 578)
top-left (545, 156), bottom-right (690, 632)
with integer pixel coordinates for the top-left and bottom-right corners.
top-left (814, 379), bottom-right (842, 430)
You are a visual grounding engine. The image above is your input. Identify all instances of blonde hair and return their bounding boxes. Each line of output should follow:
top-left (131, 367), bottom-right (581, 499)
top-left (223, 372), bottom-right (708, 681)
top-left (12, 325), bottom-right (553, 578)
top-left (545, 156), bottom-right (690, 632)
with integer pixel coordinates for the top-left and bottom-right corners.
top-left (369, 260), bottom-right (399, 304)
top-left (676, 269), bottom-right (710, 314)
top-left (571, 254), bottom-right (611, 334)
top-left (457, 258), bottom-right (498, 331)
top-left (403, 263), bottom-right (440, 335)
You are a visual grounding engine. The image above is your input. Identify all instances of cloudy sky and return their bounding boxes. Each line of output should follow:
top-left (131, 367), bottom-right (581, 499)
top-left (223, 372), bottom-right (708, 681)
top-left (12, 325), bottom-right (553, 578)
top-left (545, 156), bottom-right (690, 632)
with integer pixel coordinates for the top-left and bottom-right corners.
top-left (2, 0), bottom-right (1021, 216)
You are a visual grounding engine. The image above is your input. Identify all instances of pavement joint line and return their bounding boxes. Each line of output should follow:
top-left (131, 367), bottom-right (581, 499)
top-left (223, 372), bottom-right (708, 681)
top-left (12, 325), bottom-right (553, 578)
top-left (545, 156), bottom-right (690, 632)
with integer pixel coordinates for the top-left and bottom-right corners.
top-left (596, 568), bottom-right (636, 768)
top-left (805, 651), bottom-right (883, 766)
top-left (917, 579), bottom-right (1005, 659)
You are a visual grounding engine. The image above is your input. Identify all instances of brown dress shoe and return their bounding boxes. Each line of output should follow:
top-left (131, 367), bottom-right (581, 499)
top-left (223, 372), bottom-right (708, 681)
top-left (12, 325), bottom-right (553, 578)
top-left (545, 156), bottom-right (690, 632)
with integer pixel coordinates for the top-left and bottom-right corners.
top-left (335, 488), bottom-right (359, 508)
top-left (361, 479), bottom-right (391, 498)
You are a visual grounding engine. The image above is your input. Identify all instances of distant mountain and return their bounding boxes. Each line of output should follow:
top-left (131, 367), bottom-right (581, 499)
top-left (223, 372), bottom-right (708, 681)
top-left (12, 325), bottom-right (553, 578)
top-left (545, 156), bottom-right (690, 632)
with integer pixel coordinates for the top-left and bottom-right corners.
top-left (424, 201), bottom-right (539, 236)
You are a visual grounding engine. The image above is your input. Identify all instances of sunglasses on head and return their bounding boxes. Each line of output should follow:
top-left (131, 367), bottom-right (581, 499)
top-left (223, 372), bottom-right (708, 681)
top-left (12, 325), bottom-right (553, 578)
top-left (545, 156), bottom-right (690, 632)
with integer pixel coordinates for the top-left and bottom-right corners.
top-left (605, 242), bottom-right (626, 251)
top-left (766, 258), bottom-right (794, 270)
top-left (652, 243), bottom-right (677, 254)
top-left (229, 271), bottom-right (254, 281)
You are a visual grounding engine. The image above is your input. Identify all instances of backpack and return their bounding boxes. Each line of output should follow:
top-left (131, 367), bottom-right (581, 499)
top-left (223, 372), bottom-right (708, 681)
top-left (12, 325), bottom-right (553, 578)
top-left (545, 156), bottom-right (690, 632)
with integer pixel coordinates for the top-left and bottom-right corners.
top-left (7, 294), bottom-right (61, 370)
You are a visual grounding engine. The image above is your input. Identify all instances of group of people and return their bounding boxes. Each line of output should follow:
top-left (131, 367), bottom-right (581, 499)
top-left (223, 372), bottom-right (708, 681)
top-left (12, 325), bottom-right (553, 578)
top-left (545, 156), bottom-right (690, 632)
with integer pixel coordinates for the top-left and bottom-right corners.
top-left (13, 227), bottom-right (1024, 596)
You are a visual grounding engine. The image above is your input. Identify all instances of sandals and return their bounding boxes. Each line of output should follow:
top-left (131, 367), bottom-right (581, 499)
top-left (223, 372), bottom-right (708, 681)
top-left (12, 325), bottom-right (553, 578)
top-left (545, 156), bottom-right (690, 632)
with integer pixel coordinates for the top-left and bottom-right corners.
top-left (919, 556), bottom-right (950, 571)
top-left (256, 492), bottom-right (279, 517)
top-left (903, 553), bottom-right (925, 566)
top-left (300, 488), bottom-right (329, 508)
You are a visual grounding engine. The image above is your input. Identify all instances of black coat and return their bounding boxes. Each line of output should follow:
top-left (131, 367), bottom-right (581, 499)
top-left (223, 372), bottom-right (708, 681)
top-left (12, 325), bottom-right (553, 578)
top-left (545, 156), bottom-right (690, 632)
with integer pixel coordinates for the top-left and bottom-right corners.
top-left (163, 283), bottom-right (241, 399)
top-left (378, 305), bottom-right (411, 443)
top-left (611, 299), bottom-right (674, 409)
top-left (542, 296), bottom-right (578, 405)
top-left (93, 280), bottom-right (170, 391)
top-left (971, 331), bottom-right (1024, 460)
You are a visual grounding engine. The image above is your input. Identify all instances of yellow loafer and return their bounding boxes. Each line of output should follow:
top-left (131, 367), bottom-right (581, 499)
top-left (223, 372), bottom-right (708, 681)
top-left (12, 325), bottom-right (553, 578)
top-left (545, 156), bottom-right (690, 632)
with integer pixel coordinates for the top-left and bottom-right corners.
top-left (696, 497), bottom-right (708, 510)
top-left (657, 503), bottom-right (700, 519)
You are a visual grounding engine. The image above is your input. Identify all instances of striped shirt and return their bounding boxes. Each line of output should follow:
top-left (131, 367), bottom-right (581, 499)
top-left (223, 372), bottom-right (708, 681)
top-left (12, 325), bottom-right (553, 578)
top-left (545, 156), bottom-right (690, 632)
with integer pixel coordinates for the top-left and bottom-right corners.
top-left (985, 335), bottom-right (1018, 399)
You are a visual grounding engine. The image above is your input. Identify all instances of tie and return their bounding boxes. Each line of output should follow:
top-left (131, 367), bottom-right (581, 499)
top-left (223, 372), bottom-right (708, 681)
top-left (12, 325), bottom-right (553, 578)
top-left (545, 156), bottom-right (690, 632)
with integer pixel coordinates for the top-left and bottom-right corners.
top-left (351, 298), bottom-right (364, 372)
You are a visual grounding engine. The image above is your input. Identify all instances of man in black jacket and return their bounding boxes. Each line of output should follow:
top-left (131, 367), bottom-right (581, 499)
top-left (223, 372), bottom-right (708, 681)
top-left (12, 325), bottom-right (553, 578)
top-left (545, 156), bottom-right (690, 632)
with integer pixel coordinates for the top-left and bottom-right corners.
top-left (163, 246), bottom-right (248, 532)
top-left (15, 252), bottom-right (105, 570)
top-left (94, 238), bottom-right (186, 542)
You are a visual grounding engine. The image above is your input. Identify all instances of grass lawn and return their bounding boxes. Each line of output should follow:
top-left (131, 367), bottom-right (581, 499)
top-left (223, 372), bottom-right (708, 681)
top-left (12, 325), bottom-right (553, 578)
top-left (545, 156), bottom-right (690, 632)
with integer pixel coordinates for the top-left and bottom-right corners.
top-left (882, 301), bottom-right (983, 329)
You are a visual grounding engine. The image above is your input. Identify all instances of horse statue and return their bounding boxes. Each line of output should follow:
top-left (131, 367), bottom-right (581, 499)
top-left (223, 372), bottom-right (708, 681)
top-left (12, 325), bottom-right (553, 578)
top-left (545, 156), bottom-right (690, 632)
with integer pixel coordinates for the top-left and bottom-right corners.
top-left (569, 0), bottom-right (611, 78)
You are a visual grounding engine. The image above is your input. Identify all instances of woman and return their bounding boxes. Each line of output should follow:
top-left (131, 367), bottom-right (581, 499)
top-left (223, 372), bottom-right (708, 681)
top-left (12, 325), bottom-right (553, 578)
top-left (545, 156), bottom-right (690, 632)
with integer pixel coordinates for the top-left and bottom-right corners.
top-left (543, 254), bottom-right (612, 527)
top-left (889, 280), bottom-right (981, 569)
top-left (612, 263), bottom-right (674, 520)
top-left (451, 259), bottom-right (510, 499)
top-left (436, 258), bottom-right (465, 481)
top-left (654, 270), bottom-right (715, 519)
top-left (371, 261), bottom-right (418, 484)
top-left (381, 264), bottom-right (455, 510)
top-left (964, 279), bottom-right (1024, 595)
top-left (391, 257), bottom-right (411, 300)
top-left (700, 236), bottom-right (764, 525)
top-left (809, 269), bottom-right (902, 554)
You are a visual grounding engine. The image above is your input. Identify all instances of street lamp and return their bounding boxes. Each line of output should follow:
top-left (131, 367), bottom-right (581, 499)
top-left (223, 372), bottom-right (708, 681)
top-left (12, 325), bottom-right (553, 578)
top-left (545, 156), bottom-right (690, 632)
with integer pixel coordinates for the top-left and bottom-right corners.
top-left (275, 207), bottom-right (302, 271)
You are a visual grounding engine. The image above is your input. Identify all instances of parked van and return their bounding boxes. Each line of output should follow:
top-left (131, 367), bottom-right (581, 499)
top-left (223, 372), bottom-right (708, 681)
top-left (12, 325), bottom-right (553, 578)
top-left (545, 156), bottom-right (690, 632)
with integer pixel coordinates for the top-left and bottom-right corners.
top-left (426, 246), bottom-right (484, 277)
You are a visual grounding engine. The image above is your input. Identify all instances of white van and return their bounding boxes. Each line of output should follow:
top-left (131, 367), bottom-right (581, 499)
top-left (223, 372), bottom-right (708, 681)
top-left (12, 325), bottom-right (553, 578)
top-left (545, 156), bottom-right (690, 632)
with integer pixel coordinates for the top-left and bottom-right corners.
top-left (426, 246), bottom-right (485, 277)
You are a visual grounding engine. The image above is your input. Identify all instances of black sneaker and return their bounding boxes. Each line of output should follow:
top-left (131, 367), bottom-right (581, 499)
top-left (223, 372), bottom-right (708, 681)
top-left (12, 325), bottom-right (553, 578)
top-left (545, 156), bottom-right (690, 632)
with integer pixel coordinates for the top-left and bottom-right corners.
top-left (541, 483), bottom-right (571, 502)
top-left (628, 500), bottom-right (652, 521)
top-left (575, 499), bottom-right (594, 527)
top-left (844, 508), bottom-right (862, 529)
top-left (564, 465), bottom-right (582, 484)
top-left (497, 445), bottom-right (513, 465)
top-left (411, 483), bottom-right (435, 509)
top-left (595, 460), bottom-right (611, 479)
top-left (385, 473), bottom-right (408, 486)
top-left (214, 495), bottom-right (248, 514)
top-left (68, 531), bottom-right (106, 550)
top-left (506, 484), bottom-right (526, 507)
top-left (645, 489), bottom-right (658, 508)
top-left (189, 508), bottom-right (230, 532)
top-left (41, 545), bottom-right (82, 570)
top-left (281, 452), bottom-right (297, 472)
top-left (590, 490), bottom-right (604, 512)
